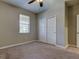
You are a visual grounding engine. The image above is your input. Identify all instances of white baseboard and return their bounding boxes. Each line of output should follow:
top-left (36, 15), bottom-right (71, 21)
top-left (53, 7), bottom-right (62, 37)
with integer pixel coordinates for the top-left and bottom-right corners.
top-left (37, 40), bottom-right (68, 49)
top-left (37, 40), bottom-right (56, 46)
top-left (0, 40), bottom-right (36, 50)
top-left (0, 40), bottom-right (70, 50)
top-left (56, 44), bottom-right (68, 49)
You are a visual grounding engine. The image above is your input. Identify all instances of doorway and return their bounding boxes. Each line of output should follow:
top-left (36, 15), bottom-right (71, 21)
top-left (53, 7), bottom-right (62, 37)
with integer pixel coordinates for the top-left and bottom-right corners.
top-left (46, 17), bottom-right (56, 45)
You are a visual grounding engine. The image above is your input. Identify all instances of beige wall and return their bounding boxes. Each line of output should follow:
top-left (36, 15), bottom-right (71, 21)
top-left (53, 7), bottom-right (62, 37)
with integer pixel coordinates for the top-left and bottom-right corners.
top-left (38, 0), bottom-right (66, 47)
top-left (68, 4), bottom-right (79, 46)
top-left (68, 6), bottom-right (76, 46)
top-left (73, 5), bottom-right (79, 46)
top-left (0, 2), bottom-right (37, 47)
top-left (65, 4), bottom-right (68, 46)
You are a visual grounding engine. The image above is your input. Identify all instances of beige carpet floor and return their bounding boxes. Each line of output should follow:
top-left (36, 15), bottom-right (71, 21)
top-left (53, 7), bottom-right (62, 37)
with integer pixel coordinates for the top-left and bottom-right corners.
top-left (0, 42), bottom-right (79, 59)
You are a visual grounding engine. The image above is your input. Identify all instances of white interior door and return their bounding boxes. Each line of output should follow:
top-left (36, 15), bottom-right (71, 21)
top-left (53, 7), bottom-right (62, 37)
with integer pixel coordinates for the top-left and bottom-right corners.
top-left (47, 17), bottom-right (56, 45)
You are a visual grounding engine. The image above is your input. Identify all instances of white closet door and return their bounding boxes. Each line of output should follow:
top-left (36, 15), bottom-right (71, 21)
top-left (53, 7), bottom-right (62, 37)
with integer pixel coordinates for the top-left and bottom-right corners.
top-left (77, 15), bottom-right (79, 48)
top-left (47, 17), bottom-right (56, 45)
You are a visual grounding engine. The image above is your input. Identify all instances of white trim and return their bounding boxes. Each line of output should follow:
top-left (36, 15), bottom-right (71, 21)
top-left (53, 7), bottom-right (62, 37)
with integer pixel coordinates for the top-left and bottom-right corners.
top-left (0, 40), bottom-right (69, 50)
top-left (0, 40), bottom-right (36, 50)
top-left (56, 44), bottom-right (69, 49)
top-left (38, 40), bottom-right (67, 49)
top-left (56, 44), bottom-right (65, 48)
top-left (38, 40), bottom-right (56, 46)
top-left (38, 40), bottom-right (69, 49)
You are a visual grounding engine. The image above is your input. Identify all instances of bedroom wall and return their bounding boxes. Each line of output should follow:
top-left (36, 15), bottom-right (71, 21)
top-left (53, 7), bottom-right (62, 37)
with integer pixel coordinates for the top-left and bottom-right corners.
top-left (65, 4), bottom-right (68, 46)
top-left (38, 0), bottom-right (66, 47)
top-left (68, 4), bottom-right (79, 46)
top-left (72, 5), bottom-right (79, 46)
top-left (68, 6), bottom-right (76, 46)
top-left (0, 1), bottom-right (37, 47)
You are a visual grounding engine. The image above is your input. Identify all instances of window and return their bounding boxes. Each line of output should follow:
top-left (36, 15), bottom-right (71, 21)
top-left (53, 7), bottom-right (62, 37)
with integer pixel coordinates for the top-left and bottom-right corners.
top-left (19, 14), bottom-right (30, 33)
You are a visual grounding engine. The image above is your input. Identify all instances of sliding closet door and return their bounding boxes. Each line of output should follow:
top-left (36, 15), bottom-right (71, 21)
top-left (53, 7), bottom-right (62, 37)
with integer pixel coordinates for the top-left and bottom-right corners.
top-left (47, 17), bottom-right (56, 45)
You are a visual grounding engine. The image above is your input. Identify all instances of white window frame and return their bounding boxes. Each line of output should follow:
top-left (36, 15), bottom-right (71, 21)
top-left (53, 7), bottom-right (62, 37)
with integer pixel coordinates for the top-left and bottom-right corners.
top-left (19, 14), bottom-right (30, 33)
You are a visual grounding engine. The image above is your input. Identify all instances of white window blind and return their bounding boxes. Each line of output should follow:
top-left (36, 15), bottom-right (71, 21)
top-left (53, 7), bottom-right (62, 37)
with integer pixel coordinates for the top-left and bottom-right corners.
top-left (19, 14), bottom-right (30, 33)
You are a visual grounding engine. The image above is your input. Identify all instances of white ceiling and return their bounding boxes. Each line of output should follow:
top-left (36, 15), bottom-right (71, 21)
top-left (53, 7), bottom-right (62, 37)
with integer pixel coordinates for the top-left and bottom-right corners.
top-left (1, 0), bottom-right (48, 13)
top-left (2, 0), bottom-right (77, 13)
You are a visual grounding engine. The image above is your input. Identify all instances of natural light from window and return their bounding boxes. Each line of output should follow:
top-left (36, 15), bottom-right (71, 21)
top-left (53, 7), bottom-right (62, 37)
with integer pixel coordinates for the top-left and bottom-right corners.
top-left (19, 14), bottom-right (30, 33)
